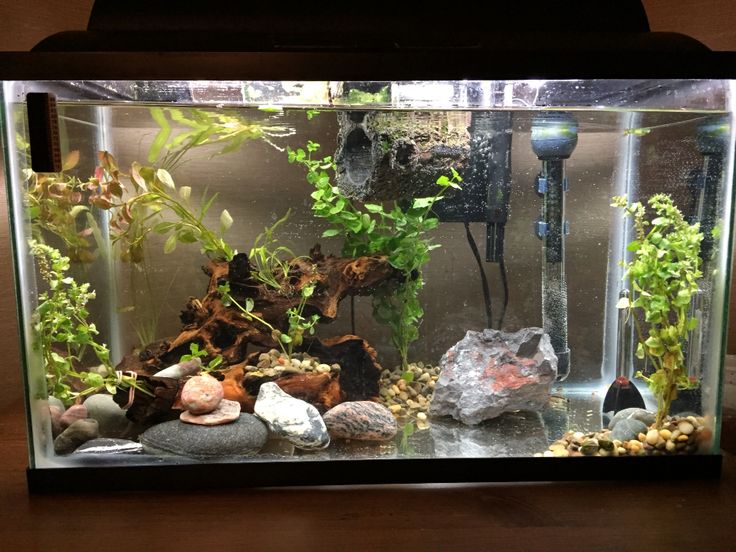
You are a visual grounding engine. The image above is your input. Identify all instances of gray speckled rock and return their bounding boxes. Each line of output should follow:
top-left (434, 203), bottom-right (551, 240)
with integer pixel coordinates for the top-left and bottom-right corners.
top-left (84, 394), bottom-right (130, 438)
top-left (73, 438), bottom-right (143, 455)
top-left (140, 414), bottom-right (267, 460)
top-left (254, 382), bottom-right (330, 450)
top-left (323, 401), bottom-right (398, 441)
top-left (610, 418), bottom-right (649, 442)
top-left (608, 408), bottom-right (656, 430)
top-left (54, 418), bottom-right (99, 455)
top-left (429, 328), bottom-right (557, 425)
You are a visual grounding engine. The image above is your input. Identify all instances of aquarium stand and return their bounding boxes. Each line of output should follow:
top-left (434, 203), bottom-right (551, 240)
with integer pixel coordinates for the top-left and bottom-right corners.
top-left (26, 455), bottom-right (722, 493)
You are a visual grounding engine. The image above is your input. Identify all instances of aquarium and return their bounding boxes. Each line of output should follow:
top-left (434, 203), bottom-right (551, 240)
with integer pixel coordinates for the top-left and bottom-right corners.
top-left (1, 76), bottom-right (735, 489)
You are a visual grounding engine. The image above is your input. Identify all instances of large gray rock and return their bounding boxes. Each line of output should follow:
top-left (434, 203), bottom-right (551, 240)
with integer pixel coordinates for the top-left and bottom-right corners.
top-left (608, 408), bottom-right (656, 430)
top-left (429, 327), bottom-right (557, 425)
top-left (254, 383), bottom-right (330, 450)
top-left (84, 394), bottom-right (130, 438)
top-left (610, 418), bottom-right (649, 442)
top-left (140, 414), bottom-right (268, 460)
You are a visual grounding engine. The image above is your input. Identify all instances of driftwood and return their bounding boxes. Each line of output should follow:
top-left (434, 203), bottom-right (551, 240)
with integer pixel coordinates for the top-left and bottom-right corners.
top-left (114, 246), bottom-right (397, 423)
top-left (221, 335), bottom-right (383, 413)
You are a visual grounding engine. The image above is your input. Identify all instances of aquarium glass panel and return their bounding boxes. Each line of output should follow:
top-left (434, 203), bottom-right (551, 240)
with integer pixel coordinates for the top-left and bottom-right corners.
top-left (2, 79), bottom-right (733, 470)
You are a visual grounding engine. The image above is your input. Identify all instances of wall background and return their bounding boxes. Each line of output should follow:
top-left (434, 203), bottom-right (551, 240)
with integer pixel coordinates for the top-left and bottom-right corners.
top-left (0, 0), bottom-right (734, 413)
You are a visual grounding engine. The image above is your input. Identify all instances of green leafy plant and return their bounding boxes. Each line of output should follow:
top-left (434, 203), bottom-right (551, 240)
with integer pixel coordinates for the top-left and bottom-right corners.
top-left (29, 241), bottom-right (150, 405)
top-left (179, 342), bottom-right (224, 373)
top-left (249, 209), bottom-right (301, 292)
top-left (287, 141), bottom-right (461, 371)
top-left (284, 284), bottom-right (320, 356)
top-left (397, 421), bottom-right (416, 455)
top-left (22, 150), bottom-right (100, 263)
top-left (612, 193), bottom-right (703, 427)
top-left (148, 107), bottom-right (295, 172)
top-left (218, 281), bottom-right (319, 358)
top-left (91, 152), bottom-right (235, 262)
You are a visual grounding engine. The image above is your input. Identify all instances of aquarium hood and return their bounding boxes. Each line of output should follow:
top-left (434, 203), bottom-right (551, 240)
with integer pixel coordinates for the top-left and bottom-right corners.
top-left (1, 0), bottom-right (734, 82)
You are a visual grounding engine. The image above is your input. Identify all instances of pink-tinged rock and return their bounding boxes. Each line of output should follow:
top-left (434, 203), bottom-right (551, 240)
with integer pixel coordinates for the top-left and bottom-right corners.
top-left (180, 374), bottom-right (224, 414)
top-left (49, 405), bottom-right (64, 437)
top-left (60, 404), bottom-right (88, 430)
top-left (180, 399), bottom-right (241, 426)
top-left (429, 328), bottom-right (557, 425)
top-left (323, 401), bottom-right (398, 441)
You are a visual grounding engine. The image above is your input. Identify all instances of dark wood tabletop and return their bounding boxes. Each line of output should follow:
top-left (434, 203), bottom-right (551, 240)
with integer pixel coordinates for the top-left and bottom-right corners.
top-left (2, 400), bottom-right (736, 552)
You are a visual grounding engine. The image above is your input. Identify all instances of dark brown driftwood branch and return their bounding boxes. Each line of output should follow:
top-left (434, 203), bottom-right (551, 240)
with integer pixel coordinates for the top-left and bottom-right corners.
top-left (221, 334), bottom-right (383, 413)
top-left (114, 246), bottom-right (397, 423)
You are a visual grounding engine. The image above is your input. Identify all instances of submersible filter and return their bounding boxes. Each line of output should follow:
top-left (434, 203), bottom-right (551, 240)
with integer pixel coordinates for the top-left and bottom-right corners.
top-left (531, 113), bottom-right (578, 381)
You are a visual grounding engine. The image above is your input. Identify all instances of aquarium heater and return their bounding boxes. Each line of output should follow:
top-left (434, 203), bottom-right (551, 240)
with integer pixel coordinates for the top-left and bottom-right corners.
top-left (531, 113), bottom-right (578, 381)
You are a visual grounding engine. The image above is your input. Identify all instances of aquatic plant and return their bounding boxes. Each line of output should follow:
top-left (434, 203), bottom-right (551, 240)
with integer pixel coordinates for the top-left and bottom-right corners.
top-left (343, 86), bottom-right (390, 105)
top-left (287, 141), bottom-right (461, 371)
top-left (249, 209), bottom-right (300, 293)
top-left (22, 151), bottom-right (100, 263)
top-left (179, 342), bottom-right (224, 373)
top-left (29, 241), bottom-right (149, 405)
top-left (284, 284), bottom-right (320, 356)
top-left (90, 152), bottom-right (235, 262)
top-left (148, 107), bottom-right (295, 172)
top-left (217, 281), bottom-right (319, 358)
top-left (612, 194), bottom-right (703, 427)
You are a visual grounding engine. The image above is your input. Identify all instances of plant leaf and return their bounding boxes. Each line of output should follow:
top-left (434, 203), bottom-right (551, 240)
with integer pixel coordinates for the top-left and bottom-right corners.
top-left (219, 209), bottom-right (233, 232)
top-left (163, 233), bottom-right (177, 254)
top-left (156, 169), bottom-right (175, 190)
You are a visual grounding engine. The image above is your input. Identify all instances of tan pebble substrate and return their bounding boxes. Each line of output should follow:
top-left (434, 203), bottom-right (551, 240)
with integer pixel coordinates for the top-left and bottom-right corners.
top-left (533, 415), bottom-right (712, 458)
top-left (377, 362), bottom-right (438, 429)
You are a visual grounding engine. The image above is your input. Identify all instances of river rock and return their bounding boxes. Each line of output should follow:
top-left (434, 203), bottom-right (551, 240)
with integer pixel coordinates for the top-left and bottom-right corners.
top-left (140, 414), bottom-right (268, 459)
top-left (73, 438), bottom-right (144, 455)
top-left (84, 394), bottom-right (130, 438)
top-left (608, 407), bottom-right (656, 430)
top-left (49, 405), bottom-right (64, 438)
top-left (254, 382), bottom-right (330, 450)
top-left (48, 396), bottom-right (65, 411)
top-left (323, 401), bottom-right (398, 441)
top-left (54, 418), bottom-right (99, 454)
top-left (180, 398), bottom-right (241, 426)
top-left (59, 404), bottom-right (88, 430)
top-left (154, 358), bottom-right (203, 379)
top-left (429, 327), bottom-right (557, 425)
top-left (610, 418), bottom-right (649, 442)
top-left (180, 374), bottom-right (224, 414)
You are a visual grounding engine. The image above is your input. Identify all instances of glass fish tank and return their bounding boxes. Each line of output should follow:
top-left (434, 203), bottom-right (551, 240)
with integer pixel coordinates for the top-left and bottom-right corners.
top-left (1, 75), bottom-right (734, 489)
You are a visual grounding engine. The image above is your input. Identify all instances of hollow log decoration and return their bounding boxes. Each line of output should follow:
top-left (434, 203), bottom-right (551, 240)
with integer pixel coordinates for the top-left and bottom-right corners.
top-left (114, 245), bottom-right (400, 423)
top-left (334, 110), bottom-right (471, 201)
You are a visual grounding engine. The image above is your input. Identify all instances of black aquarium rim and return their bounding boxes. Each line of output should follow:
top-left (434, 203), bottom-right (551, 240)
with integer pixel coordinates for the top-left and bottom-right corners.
top-left (0, 49), bottom-right (735, 81)
top-left (26, 454), bottom-right (723, 493)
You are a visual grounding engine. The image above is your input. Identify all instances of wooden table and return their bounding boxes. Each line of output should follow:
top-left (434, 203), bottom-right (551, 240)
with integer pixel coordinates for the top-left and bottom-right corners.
top-left (2, 400), bottom-right (736, 552)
